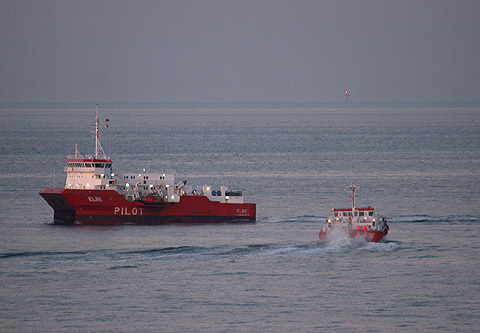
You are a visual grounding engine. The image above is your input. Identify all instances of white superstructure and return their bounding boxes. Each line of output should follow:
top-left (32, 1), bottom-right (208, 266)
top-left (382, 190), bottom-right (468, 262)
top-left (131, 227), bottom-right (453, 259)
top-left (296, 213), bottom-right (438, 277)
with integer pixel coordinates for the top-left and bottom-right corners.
top-left (62, 105), bottom-right (244, 204)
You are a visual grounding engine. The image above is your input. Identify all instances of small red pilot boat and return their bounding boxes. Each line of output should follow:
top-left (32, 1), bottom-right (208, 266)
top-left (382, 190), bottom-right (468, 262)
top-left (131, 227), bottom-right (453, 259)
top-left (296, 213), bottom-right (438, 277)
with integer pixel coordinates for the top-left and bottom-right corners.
top-left (319, 183), bottom-right (389, 242)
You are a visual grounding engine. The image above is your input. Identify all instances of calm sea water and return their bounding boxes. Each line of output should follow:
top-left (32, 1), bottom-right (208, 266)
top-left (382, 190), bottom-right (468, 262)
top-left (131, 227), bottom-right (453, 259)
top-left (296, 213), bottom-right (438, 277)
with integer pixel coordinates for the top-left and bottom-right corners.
top-left (0, 107), bottom-right (479, 331)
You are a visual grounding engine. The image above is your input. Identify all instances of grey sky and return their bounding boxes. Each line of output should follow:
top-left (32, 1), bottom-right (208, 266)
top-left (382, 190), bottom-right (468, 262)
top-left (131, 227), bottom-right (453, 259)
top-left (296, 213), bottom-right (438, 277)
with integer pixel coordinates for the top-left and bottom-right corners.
top-left (1, 0), bottom-right (479, 106)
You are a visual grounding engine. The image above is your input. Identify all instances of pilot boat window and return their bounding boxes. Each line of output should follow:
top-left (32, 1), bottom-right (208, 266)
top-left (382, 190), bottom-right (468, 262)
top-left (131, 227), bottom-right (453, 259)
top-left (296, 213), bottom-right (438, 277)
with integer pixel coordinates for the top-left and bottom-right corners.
top-left (369, 211), bottom-right (374, 216)
top-left (359, 212), bottom-right (364, 216)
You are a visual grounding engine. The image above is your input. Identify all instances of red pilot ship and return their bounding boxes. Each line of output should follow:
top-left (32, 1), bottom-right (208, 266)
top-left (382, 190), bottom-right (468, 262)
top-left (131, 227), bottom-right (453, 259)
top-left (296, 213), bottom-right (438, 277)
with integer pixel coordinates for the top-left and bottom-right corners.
top-left (319, 183), bottom-right (389, 242)
top-left (40, 105), bottom-right (256, 225)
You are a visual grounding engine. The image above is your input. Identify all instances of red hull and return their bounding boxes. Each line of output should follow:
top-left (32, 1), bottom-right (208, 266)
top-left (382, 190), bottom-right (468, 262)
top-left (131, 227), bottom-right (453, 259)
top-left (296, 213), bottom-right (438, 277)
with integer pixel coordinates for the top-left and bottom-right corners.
top-left (40, 188), bottom-right (256, 225)
top-left (319, 226), bottom-right (389, 242)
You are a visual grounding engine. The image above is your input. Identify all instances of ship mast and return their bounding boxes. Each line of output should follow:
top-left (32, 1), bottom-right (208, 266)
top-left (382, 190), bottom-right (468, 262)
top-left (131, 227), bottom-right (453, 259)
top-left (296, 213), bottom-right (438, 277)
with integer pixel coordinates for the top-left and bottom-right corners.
top-left (95, 104), bottom-right (99, 159)
top-left (94, 104), bottom-right (107, 159)
top-left (348, 183), bottom-right (357, 214)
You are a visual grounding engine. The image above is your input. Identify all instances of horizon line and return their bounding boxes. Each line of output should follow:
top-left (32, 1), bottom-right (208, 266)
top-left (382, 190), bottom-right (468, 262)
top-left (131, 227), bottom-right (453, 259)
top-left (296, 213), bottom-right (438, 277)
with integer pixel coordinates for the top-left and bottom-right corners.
top-left (1, 100), bottom-right (479, 109)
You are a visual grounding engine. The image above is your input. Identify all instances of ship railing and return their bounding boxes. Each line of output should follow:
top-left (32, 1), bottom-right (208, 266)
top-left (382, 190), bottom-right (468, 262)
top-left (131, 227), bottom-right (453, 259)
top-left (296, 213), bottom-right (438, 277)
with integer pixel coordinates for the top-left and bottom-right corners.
top-left (67, 154), bottom-right (111, 160)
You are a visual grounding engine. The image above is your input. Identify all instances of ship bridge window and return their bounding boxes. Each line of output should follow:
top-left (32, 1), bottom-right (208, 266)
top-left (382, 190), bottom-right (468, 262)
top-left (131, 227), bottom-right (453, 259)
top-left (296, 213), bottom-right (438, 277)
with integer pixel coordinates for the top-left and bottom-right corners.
top-left (225, 191), bottom-right (242, 197)
top-left (359, 212), bottom-right (364, 217)
top-left (85, 163), bottom-right (91, 167)
top-left (369, 211), bottom-right (374, 216)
